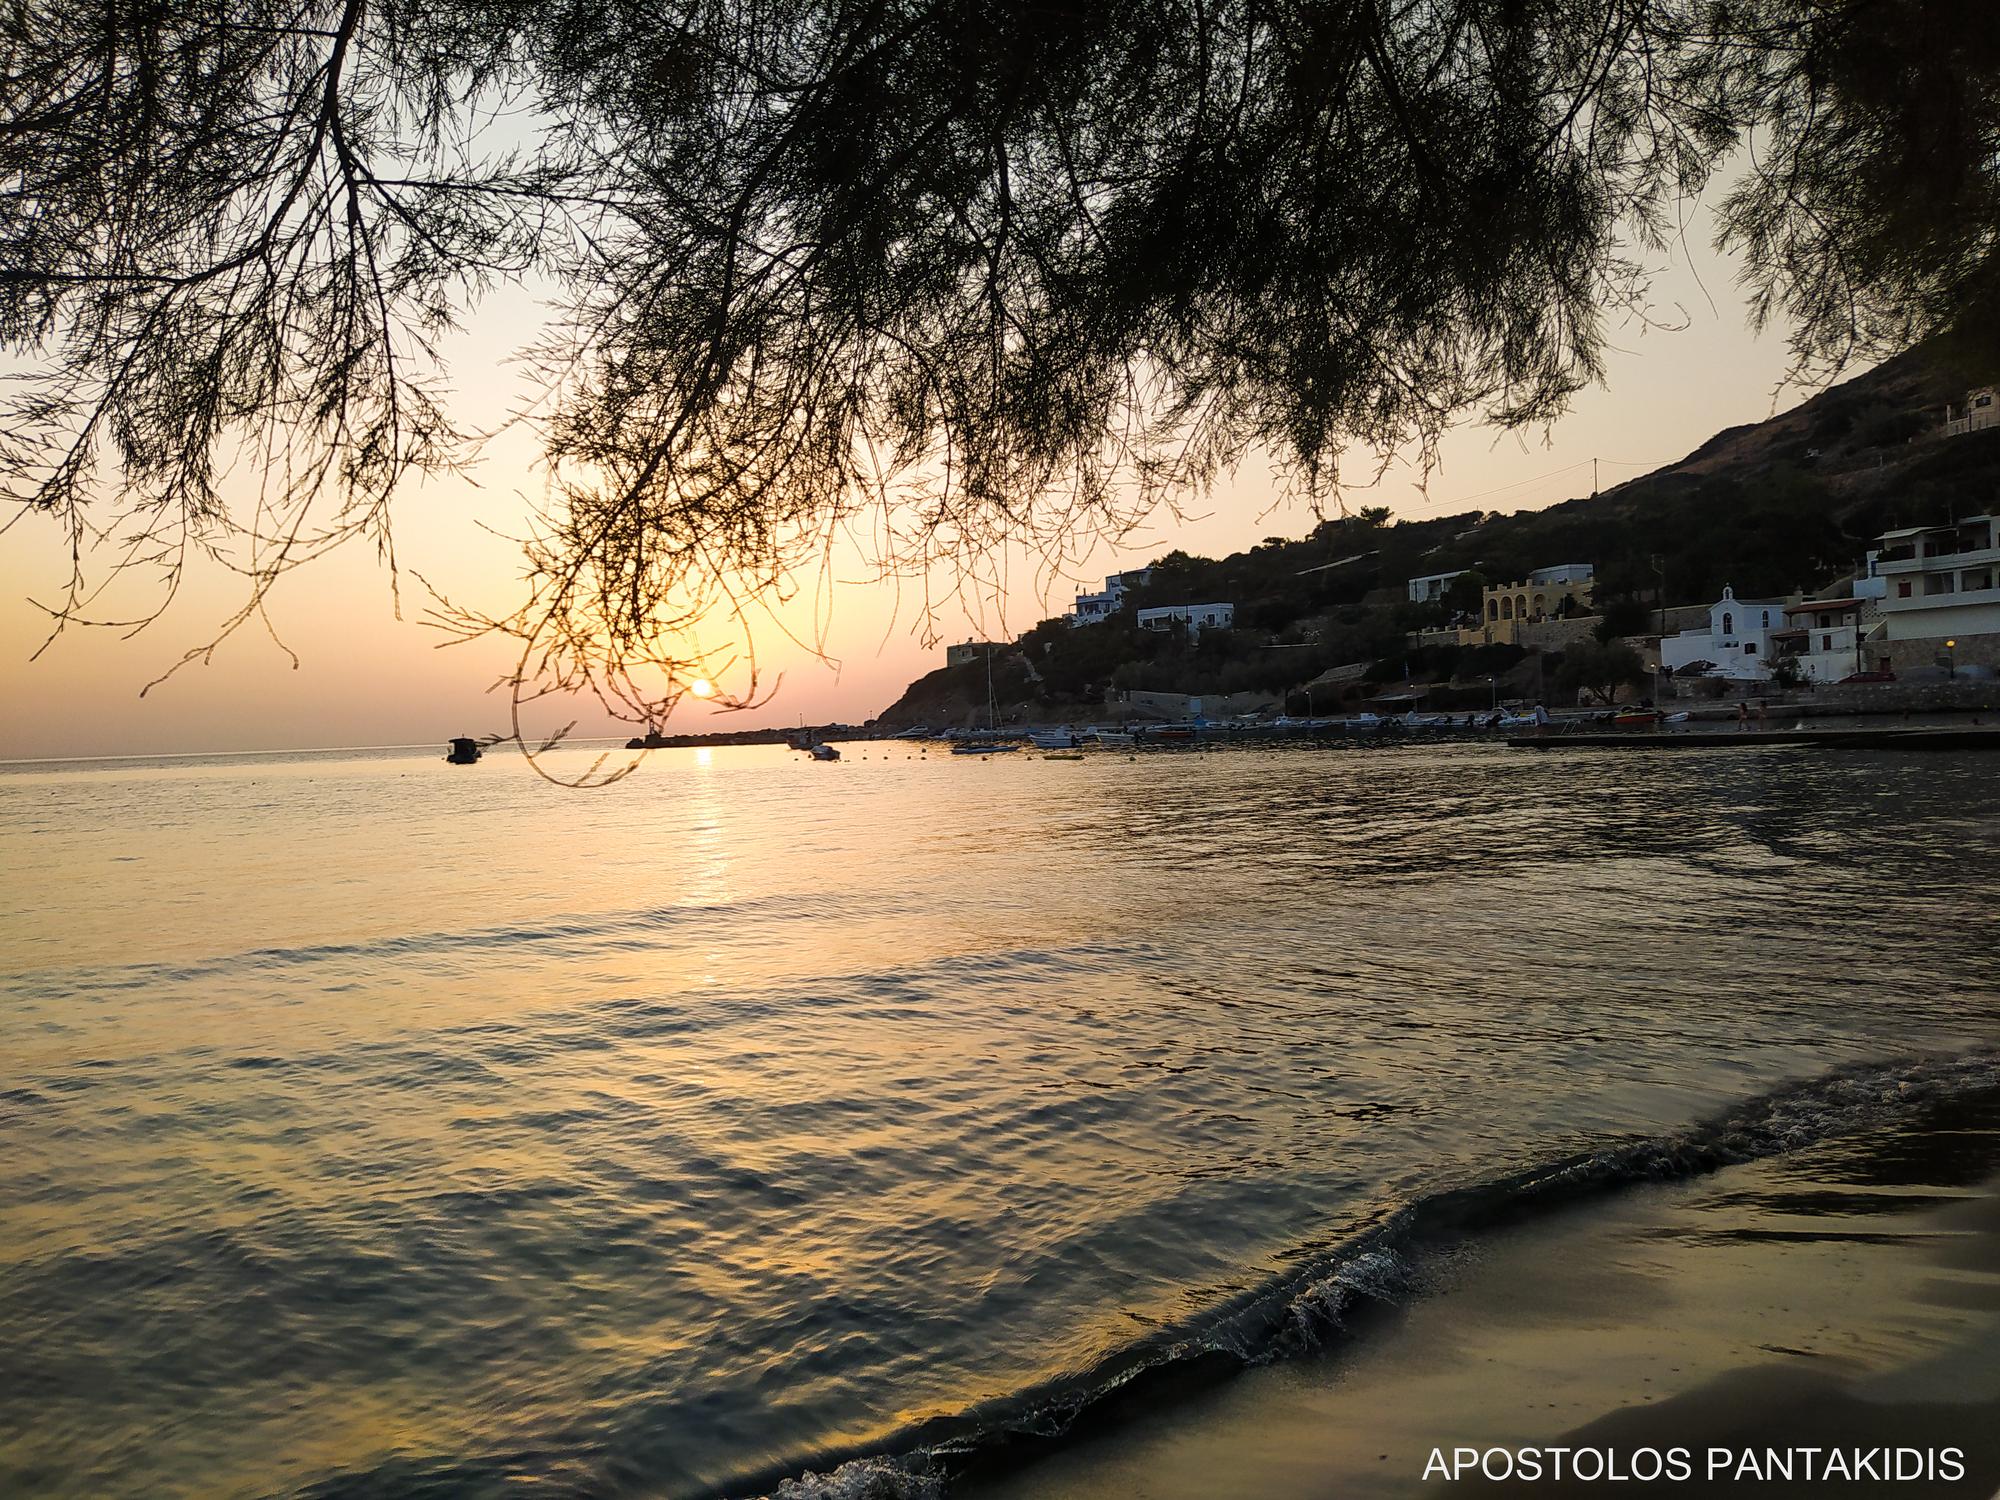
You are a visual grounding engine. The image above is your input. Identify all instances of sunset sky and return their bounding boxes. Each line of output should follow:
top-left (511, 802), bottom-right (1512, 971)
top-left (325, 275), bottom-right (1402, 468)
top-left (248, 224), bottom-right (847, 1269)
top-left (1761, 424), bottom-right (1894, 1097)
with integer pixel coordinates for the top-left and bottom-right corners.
top-left (2, 215), bottom-right (1815, 762)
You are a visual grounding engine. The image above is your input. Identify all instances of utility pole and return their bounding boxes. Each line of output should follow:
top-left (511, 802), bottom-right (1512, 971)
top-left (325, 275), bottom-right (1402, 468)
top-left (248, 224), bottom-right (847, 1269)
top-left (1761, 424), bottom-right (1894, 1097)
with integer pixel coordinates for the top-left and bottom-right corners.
top-left (1592, 457), bottom-right (1599, 497)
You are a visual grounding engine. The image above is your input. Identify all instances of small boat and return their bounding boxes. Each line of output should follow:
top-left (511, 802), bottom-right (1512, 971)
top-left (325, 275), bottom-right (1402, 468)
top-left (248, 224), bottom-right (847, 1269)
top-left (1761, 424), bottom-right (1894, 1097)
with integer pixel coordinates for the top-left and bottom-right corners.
top-left (1612, 708), bottom-right (1663, 728)
top-left (1084, 729), bottom-right (1134, 747)
top-left (787, 729), bottom-right (841, 760)
top-left (951, 742), bottom-right (1021, 755)
top-left (1029, 729), bottom-right (1079, 749)
top-left (444, 737), bottom-right (483, 765)
top-left (1042, 751), bottom-right (1086, 761)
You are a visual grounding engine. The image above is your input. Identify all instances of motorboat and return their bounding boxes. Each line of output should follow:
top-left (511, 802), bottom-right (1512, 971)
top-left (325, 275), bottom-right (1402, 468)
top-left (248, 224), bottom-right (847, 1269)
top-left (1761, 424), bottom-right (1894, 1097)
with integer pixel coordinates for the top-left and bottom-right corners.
top-left (1029, 729), bottom-right (1079, 749)
top-left (444, 737), bottom-right (484, 765)
top-left (951, 742), bottom-right (1021, 754)
top-left (1083, 729), bottom-right (1134, 747)
top-left (788, 729), bottom-right (841, 759)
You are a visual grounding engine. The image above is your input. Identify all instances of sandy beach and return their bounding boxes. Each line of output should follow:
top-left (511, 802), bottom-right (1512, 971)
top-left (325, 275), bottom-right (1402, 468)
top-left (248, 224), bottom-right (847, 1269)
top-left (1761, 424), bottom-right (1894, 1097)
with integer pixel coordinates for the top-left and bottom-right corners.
top-left (969, 1091), bottom-right (2000, 1499)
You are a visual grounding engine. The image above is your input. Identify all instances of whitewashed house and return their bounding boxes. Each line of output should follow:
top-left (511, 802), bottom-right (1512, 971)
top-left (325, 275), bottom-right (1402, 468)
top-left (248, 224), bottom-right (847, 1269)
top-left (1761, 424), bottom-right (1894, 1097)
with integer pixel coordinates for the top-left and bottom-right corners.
top-left (1527, 562), bottom-right (1595, 586)
top-left (1137, 602), bottom-right (1235, 637)
top-left (1770, 598), bottom-right (1867, 682)
top-left (1070, 567), bottom-right (1154, 625)
top-left (1872, 517), bottom-right (2000, 639)
top-left (1406, 569), bottom-right (1469, 604)
top-left (945, 640), bottom-right (1006, 667)
top-left (1659, 585), bottom-right (1791, 681)
top-left (1942, 388), bottom-right (1999, 438)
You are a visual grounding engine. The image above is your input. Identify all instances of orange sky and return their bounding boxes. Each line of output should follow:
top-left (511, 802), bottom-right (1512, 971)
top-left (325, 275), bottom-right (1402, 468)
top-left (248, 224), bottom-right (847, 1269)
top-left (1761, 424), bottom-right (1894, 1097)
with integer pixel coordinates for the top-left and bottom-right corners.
top-left (1, 219), bottom-right (1815, 761)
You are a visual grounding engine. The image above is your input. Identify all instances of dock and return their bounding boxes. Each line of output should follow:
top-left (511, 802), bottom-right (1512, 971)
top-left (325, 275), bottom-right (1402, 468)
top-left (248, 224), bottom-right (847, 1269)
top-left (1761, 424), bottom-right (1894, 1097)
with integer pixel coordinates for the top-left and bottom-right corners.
top-left (1508, 727), bottom-right (2000, 751)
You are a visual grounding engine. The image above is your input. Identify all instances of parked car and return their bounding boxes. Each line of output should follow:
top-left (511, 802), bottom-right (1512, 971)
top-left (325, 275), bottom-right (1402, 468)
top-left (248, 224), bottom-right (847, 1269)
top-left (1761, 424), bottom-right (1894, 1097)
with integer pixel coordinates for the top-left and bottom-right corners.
top-left (1837, 670), bottom-right (1897, 684)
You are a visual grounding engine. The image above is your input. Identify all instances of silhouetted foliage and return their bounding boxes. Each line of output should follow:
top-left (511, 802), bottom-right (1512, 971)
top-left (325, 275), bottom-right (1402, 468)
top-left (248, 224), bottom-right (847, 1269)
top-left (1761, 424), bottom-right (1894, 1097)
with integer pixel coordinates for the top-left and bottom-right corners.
top-left (1594, 594), bottom-right (1654, 641)
top-left (6, 0), bottom-right (1999, 774)
top-left (1558, 640), bottom-right (1647, 704)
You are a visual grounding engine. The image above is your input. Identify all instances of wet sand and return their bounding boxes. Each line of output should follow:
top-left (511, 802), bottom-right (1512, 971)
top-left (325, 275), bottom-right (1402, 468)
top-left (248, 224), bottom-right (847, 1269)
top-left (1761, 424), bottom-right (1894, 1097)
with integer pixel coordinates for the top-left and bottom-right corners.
top-left (971, 1099), bottom-right (2000, 1499)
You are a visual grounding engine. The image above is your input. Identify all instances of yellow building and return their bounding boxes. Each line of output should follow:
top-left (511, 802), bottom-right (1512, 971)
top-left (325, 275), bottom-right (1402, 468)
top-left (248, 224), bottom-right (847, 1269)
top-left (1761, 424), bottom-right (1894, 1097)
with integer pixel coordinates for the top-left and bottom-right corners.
top-left (1459, 564), bottom-right (1596, 646)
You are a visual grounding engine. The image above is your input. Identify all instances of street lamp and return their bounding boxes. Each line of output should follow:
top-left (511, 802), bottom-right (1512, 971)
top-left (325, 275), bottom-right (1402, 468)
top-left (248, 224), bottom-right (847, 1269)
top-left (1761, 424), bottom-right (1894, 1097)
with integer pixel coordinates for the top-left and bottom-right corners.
top-left (1947, 639), bottom-right (1958, 679)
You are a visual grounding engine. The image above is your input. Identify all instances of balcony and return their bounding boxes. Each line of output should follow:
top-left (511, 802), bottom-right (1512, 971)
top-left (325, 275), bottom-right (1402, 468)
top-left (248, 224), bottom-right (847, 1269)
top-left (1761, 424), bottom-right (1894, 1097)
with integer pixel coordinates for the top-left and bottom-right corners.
top-left (1880, 581), bottom-right (2000, 614)
top-left (1874, 541), bottom-right (2000, 575)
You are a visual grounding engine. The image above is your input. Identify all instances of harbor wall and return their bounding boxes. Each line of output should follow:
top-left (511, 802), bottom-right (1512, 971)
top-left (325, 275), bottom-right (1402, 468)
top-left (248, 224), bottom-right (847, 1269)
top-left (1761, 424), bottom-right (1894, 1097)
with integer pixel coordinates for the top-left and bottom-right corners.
top-left (1665, 679), bottom-right (2000, 715)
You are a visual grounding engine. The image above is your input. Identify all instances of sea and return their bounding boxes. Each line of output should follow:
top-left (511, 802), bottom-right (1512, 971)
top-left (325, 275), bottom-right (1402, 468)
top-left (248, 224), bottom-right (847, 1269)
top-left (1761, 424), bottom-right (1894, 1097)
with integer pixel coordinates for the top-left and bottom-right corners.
top-left (2, 739), bottom-right (1997, 1498)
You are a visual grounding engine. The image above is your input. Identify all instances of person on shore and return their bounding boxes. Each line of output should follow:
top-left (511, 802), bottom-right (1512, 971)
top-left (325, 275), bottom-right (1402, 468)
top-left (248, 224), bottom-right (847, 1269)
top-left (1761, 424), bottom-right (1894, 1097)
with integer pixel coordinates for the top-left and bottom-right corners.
top-left (1737, 701), bottom-right (1750, 730)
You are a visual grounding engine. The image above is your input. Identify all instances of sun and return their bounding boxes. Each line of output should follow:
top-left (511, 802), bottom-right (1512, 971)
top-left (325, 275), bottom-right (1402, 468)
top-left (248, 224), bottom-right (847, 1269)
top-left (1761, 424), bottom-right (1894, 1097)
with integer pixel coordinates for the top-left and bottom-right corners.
top-left (687, 678), bottom-right (715, 699)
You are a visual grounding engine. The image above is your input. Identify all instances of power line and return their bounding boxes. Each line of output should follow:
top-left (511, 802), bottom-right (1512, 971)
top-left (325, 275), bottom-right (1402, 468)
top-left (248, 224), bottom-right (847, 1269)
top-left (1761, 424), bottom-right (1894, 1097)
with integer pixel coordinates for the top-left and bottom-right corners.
top-left (1402, 455), bottom-right (1669, 514)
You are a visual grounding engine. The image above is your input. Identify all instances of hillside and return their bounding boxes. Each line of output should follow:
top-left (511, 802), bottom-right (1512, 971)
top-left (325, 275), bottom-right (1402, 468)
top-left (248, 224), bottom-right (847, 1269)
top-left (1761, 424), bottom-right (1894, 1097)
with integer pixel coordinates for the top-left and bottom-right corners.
top-left (877, 340), bottom-right (2000, 726)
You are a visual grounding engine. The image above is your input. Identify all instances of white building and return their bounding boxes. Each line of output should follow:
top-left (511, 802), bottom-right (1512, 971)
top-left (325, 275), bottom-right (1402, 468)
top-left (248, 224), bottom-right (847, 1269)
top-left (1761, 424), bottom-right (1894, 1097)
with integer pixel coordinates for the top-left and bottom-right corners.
top-left (1070, 568), bottom-right (1154, 625)
top-left (945, 640), bottom-right (1006, 667)
top-left (1407, 569), bottom-right (1469, 604)
top-left (1770, 598), bottom-right (1867, 682)
top-left (1527, 562), bottom-right (1595, 586)
top-left (1942, 388), bottom-right (1998, 438)
top-left (1872, 516), bottom-right (2000, 642)
top-left (1137, 602), bottom-right (1235, 636)
top-left (1659, 585), bottom-right (1792, 681)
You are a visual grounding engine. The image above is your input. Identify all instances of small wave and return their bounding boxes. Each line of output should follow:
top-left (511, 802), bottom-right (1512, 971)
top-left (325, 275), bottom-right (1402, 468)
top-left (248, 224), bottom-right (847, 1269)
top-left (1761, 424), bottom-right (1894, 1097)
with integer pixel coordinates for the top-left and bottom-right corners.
top-left (732, 1046), bottom-right (2000, 1499)
top-left (770, 1457), bottom-right (943, 1500)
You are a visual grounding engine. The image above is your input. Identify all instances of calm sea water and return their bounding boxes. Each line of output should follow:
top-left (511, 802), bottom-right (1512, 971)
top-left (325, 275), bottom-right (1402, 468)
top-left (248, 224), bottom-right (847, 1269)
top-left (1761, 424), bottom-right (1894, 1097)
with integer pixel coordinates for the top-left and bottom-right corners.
top-left (2, 741), bottom-right (1997, 1497)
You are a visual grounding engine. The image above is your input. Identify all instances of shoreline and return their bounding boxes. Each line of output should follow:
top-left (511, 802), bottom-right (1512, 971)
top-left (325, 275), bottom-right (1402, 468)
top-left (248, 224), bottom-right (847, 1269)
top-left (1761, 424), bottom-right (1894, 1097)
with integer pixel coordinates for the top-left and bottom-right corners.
top-left (963, 1088), bottom-right (2000, 1500)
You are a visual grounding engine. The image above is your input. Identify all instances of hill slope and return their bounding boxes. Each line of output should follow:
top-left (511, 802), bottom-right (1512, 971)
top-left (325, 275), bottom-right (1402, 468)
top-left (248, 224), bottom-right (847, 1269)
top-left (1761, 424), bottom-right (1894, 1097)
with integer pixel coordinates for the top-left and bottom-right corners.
top-left (877, 342), bottom-right (2000, 725)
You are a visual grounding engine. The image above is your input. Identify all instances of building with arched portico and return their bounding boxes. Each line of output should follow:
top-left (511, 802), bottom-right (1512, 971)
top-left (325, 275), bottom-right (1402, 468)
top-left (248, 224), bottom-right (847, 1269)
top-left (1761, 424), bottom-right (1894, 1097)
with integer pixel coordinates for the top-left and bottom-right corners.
top-left (1458, 563), bottom-right (1597, 646)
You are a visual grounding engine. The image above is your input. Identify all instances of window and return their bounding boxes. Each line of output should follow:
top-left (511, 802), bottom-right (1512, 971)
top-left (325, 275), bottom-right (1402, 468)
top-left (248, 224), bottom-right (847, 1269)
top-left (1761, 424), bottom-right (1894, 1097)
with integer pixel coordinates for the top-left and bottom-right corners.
top-left (1898, 580), bottom-right (1914, 598)
top-left (1744, 643), bottom-right (1758, 655)
top-left (1488, 599), bottom-right (1499, 621)
top-left (1817, 614), bottom-right (1831, 628)
top-left (1721, 611), bottom-right (1733, 635)
top-left (1501, 597), bottom-right (1513, 620)
top-left (1979, 394), bottom-right (1993, 408)
top-left (1823, 634), bottom-right (1834, 651)
top-left (1761, 610), bottom-right (1770, 628)
top-left (1924, 574), bottom-right (1956, 596)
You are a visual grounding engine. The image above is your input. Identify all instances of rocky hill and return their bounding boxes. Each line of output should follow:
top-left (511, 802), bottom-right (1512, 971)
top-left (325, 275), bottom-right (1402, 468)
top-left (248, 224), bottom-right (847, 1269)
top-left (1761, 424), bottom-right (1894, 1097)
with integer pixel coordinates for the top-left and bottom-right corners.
top-left (877, 340), bottom-right (2000, 726)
